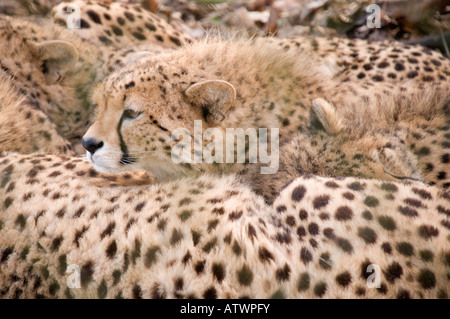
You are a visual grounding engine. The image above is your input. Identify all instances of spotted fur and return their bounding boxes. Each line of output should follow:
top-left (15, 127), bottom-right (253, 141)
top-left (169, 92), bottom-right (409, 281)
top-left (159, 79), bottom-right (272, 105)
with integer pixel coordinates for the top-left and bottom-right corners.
top-left (0, 70), bottom-right (72, 154)
top-left (82, 37), bottom-right (449, 201)
top-left (0, 153), bottom-right (448, 298)
top-left (0, 15), bottom-right (102, 149)
top-left (0, 12), bottom-right (179, 155)
top-left (278, 36), bottom-right (450, 87)
top-left (51, 0), bottom-right (192, 49)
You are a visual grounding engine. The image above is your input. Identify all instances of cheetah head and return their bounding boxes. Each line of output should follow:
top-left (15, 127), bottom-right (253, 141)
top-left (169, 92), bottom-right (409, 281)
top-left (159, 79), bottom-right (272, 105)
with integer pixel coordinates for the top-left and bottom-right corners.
top-left (0, 17), bottom-right (80, 85)
top-left (0, 16), bottom-right (103, 138)
top-left (311, 98), bottom-right (423, 182)
top-left (82, 57), bottom-right (237, 180)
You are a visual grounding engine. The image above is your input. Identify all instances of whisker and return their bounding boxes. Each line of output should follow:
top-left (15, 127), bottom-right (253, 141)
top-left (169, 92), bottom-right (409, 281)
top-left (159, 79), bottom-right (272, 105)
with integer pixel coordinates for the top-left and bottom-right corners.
top-left (124, 162), bottom-right (146, 171)
top-left (127, 155), bottom-right (189, 161)
top-left (126, 151), bottom-right (157, 155)
top-left (120, 158), bottom-right (134, 165)
top-left (126, 156), bottom-right (159, 160)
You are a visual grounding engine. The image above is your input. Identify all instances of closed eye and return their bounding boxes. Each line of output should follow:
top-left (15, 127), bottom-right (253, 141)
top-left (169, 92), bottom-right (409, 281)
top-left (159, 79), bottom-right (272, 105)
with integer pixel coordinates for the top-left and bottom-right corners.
top-left (123, 109), bottom-right (143, 120)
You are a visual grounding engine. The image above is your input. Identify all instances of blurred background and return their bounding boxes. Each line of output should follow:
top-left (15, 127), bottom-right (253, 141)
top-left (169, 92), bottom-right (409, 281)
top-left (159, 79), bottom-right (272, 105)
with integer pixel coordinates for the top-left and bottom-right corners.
top-left (1, 0), bottom-right (449, 55)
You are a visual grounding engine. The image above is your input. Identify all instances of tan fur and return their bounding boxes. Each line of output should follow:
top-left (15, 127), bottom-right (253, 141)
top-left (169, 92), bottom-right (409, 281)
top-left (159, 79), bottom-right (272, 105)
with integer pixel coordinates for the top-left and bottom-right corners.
top-left (0, 0), bottom-right (60, 16)
top-left (0, 9), bottom-right (183, 155)
top-left (278, 35), bottom-right (450, 89)
top-left (83, 37), bottom-right (449, 200)
top-left (0, 70), bottom-right (73, 154)
top-left (315, 89), bottom-right (450, 188)
top-left (0, 15), bottom-right (103, 142)
top-left (83, 38), bottom-right (335, 178)
top-left (51, 0), bottom-right (192, 49)
top-left (0, 152), bottom-right (448, 299)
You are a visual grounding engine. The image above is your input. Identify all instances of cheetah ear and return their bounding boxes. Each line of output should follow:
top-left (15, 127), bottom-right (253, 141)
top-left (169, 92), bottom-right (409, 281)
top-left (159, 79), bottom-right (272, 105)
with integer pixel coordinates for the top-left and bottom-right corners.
top-left (35, 40), bottom-right (79, 84)
top-left (185, 80), bottom-right (236, 124)
top-left (310, 98), bottom-right (343, 135)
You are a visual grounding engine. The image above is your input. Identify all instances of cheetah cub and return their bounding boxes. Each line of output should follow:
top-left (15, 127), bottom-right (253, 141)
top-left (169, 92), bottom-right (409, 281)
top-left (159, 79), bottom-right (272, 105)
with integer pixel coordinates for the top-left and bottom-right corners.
top-left (82, 39), bottom-right (427, 201)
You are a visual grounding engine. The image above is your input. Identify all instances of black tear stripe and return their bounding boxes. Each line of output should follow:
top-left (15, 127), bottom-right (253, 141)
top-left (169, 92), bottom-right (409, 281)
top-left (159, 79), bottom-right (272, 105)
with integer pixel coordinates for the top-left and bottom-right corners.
top-left (157, 124), bottom-right (169, 132)
top-left (117, 114), bottom-right (135, 165)
top-left (151, 117), bottom-right (169, 132)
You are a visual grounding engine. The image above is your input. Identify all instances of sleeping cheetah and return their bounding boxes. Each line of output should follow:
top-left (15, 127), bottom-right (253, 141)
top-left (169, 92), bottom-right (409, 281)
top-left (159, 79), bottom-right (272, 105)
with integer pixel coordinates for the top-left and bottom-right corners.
top-left (247, 90), bottom-right (450, 200)
top-left (0, 0), bottom-right (197, 155)
top-left (0, 0), bottom-right (61, 17)
top-left (313, 89), bottom-right (450, 189)
top-left (82, 38), bottom-right (331, 175)
top-left (293, 35), bottom-right (450, 188)
top-left (0, 10), bottom-right (180, 154)
top-left (0, 152), bottom-right (448, 298)
top-left (0, 70), bottom-right (73, 154)
top-left (0, 14), bottom-right (104, 152)
top-left (81, 37), bottom-right (449, 201)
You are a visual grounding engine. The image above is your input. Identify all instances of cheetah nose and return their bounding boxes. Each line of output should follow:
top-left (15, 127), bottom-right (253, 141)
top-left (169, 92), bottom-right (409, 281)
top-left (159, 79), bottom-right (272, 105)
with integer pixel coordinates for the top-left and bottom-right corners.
top-left (81, 138), bottom-right (104, 154)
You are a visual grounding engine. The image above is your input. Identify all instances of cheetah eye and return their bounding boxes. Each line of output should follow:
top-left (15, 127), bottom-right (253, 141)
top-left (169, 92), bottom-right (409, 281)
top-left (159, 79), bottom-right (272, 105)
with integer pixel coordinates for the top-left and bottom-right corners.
top-left (122, 109), bottom-right (143, 120)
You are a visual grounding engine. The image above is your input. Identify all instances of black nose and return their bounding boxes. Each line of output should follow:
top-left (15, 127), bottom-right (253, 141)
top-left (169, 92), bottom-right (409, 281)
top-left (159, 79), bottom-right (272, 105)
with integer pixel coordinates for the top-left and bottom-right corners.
top-left (81, 138), bottom-right (104, 154)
